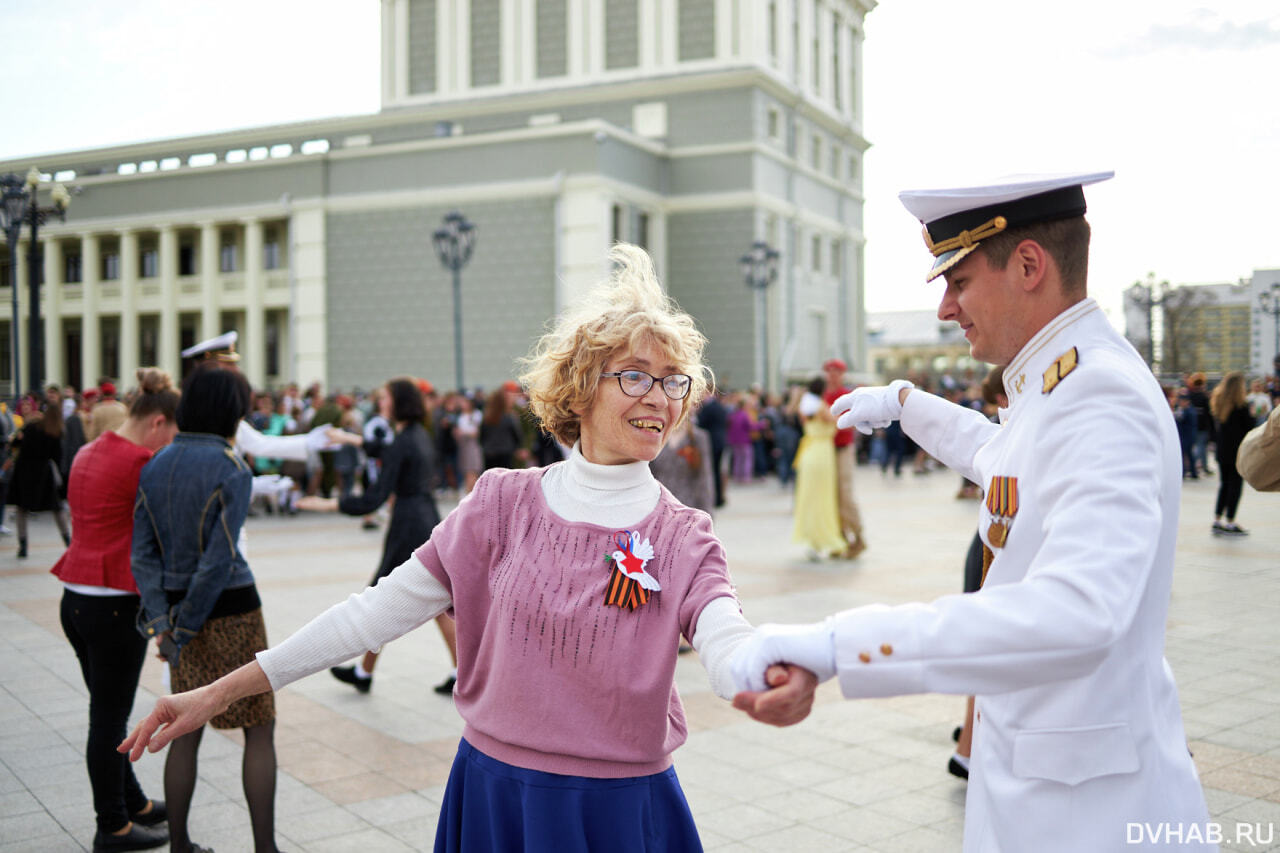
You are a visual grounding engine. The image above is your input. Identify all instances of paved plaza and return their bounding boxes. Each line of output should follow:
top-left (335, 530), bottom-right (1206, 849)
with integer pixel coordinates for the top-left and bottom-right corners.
top-left (2, 461), bottom-right (1278, 852)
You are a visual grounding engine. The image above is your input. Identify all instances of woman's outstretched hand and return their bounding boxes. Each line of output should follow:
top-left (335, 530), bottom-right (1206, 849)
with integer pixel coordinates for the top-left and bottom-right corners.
top-left (119, 661), bottom-right (271, 761)
top-left (732, 663), bottom-right (819, 727)
top-left (118, 686), bottom-right (226, 761)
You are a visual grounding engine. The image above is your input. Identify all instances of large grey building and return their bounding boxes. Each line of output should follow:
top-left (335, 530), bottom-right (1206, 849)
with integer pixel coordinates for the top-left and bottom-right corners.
top-left (1, 0), bottom-right (875, 395)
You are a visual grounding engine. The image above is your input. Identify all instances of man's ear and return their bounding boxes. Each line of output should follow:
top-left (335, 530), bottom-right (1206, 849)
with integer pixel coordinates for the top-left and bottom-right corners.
top-left (1014, 239), bottom-right (1049, 293)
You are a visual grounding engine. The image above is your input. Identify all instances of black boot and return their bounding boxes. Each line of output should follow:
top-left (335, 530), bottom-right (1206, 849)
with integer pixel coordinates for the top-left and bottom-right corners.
top-left (17, 538), bottom-right (27, 558)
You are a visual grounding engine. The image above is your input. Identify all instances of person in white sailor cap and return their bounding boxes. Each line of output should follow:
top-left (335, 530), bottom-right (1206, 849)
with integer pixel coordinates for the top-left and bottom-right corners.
top-left (182, 331), bottom-right (341, 461)
top-left (730, 172), bottom-right (1216, 851)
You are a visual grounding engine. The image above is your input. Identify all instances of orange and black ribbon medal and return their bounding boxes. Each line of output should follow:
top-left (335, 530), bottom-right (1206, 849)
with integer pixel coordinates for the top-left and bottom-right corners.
top-left (603, 530), bottom-right (661, 611)
top-left (981, 476), bottom-right (1017, 586)
top-left (985, 476), bottom-right (1018, 547)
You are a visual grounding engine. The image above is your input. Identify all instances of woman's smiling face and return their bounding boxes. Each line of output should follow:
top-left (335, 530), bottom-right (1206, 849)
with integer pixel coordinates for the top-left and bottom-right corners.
top-left (578, 340), bottom-right (685, 465)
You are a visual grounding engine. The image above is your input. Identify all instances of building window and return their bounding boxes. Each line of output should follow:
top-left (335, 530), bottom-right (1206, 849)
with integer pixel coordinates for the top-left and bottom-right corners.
top-left (767, 106), bottom-right (780, 141)
top-left (635, 212), bottom-right (650, 250)
top-left (140, 319), bottom-right (159, 368)
top-left (767, 1), bottom-right (778, 62)
top-left (102, 252), bottom-right (120, 281)
top-left (140, 248), bottom-right (158, 278)
top-left (64, 251), bottom-right (83, 284)
top-left (266, 312), bottom-right (281, 378)
top-left (811, 0), bottom-right (821, 91)
top-left (811, 134), bottom-right (822, 169)
top-left (179, 244), bottom-right (196, 276)
top-left (220, 242), bottom-right (238, 273)
top-left (830, 144), bottom-right (841, 179)
top-left (611, 204), bottom-right (624, 244)
top-left (263, 230), bottom-right (281, 270)
top-left (832, 18), bottom-right (842, 109)
top-left (831, 240), bottom-right (842, 276)
top-left (811, 234), bottom-right (822, 272)
top-left (848, 154), bottom-right (859, 183)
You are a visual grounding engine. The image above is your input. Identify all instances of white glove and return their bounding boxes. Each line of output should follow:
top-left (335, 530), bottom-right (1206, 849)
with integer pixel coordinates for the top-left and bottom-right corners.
top-left (306, 425), bottom-right (341, 452)
top-left (830, 379), bottom-right (914, 435)
top-left (729, 619), bottom-right (837, 693)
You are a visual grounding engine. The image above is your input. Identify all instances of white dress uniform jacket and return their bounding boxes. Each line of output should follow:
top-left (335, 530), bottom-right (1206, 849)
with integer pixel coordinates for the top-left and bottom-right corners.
top-left (832, 299), bottom-right (1213, 851)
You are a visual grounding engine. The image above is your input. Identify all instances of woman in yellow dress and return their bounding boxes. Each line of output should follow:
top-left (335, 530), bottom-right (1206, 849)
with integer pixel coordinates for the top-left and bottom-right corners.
top-left (791, 378), bottom-right (848, 559)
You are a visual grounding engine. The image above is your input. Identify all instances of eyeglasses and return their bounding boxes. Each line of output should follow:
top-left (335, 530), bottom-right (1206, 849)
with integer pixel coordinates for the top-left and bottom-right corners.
top-left (601, 370), bottom-right (693, 400)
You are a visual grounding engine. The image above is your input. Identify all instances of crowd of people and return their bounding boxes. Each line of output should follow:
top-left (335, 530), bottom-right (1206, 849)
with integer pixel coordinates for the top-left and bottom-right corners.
top-left (14, 169), bottom-right (1280, 852)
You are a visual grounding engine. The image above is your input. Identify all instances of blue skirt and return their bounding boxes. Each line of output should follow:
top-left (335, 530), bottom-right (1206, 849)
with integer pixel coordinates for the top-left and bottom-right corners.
top-left (434, 738), bottom-right (702, 852)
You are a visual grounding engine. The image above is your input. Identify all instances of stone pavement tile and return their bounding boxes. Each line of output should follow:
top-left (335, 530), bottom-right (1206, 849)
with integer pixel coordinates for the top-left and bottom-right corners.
top-left (1202, 767), bottom-right (1280, 800)
top-left (871, 789), bottom-right (965, 827)
top-left (305, 827), bottom-right (417, 852)
top-left (743, 821), bottom-right (861, 851)
top-left (881, 825), bottom-right (964, 852)
top-left (276, 804), bottom-right (373, 845)
top-left (0, 837), bottom-right (84, 853)
top-left (812, 770), bottom-right (908, 808)
top-left (383, 813), bottom-right (435, 850)
top-left (823, 805), bottom-right (919, 844)
top-left (753, 787), bottom-right (852, 822)
top-left (0, 788), bottom-right (41, 816)
top-left (693, 801), bottom-right (797, 842)
top-left (761, 756), bottom-right (855, 788)
top-left (0, 809), bottom-right (67, 844)
top-left (344, 789), bottom-right (435, 827)
top-left (311, 770), bottom-right (411, 805)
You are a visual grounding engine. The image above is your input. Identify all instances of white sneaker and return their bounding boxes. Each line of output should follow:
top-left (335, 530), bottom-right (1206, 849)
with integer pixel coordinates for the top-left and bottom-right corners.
top-left (0, 525), bottom-right (11, 536)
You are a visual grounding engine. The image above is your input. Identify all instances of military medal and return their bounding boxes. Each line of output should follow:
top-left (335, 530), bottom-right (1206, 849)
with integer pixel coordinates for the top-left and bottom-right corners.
top-left (987, 520), bottom-right (1009, 548)
top-left (985, 476), bottom-right (1018, 550)
top-left (603, 530), bottom-right (660, 611)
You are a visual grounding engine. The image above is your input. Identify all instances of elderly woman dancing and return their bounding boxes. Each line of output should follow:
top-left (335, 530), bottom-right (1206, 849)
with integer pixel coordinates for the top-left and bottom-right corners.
top-left (120, 244), bottom-right (814, 852)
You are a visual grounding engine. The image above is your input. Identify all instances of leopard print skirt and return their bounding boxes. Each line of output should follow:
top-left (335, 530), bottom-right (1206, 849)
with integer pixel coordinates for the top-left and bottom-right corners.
top-left (171, 608), bottom-right (275, 729)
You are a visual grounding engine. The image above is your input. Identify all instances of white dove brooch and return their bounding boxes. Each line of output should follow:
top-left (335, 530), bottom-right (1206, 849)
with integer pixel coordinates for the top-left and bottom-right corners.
top-left (603, 530), bottom-right (660, 611)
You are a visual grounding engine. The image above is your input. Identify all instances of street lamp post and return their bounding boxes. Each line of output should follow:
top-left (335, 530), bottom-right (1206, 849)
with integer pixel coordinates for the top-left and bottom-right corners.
top-left (432, 211), bottom-right (477, 392)
top-left (740, 240), bottom-right (780, 390)
top-left (1127, 273), bottom-right (1170, 369)
top-left (0, 168), bottom-right (70, 403)
top-left (1259, 283), bottom-right (1280, 364)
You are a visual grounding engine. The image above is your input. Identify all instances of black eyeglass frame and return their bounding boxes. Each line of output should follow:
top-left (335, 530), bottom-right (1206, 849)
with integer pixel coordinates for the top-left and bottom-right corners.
top-left (600, 370), bottom-right (693, 400)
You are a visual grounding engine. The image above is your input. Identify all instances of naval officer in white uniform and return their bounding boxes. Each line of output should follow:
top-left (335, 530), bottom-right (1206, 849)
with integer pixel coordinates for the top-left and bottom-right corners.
top-left (181, 331), bottom-right (337, 460)
top-left (731, 172), bottom-right (1214, 851)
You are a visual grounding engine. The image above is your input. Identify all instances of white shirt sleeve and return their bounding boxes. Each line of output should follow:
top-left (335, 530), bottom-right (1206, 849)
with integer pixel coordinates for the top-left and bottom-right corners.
top-left (691, 595), bottom-right (755, 700)
top-left (236, 420), bottom-right (313, 461)
top-left (255, 554), bottom-right (452, 690)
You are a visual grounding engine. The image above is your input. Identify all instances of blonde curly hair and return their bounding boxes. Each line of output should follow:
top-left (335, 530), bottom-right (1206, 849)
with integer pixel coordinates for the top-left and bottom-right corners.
top-left (519, 243), bottom-right (710, 446)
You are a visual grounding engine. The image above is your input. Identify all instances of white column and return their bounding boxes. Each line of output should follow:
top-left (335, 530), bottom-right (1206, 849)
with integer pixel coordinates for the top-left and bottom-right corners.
top-left (159, 225), bottom-right (179, 375)
top-left (80, 234), bottom-right (101, 386)
top-left (639, 0), bottom-right (659, 69)
top-left (501, 0), bottom-right (519, 87)
top-left (586, 0), bottom-right (604, 73)
top-left (519, 0), bottom-right (536, 82)
top-left (200, 222), bottom-right (220, 339)
top-left (715, 0), bottom-right (733, 59)
top-left (659, 0), bottom-right (677, 66)
top-left (568, 0), bottom-right (586, 76)
top-left (243, 219), bottom-right (266, 389)
top-left (119, 230), bottom-right (139, 383)
top-left (290, 205), bottom-right (328, 387)
top-left (43, 239), bottom-right (63, 386)
top-left (383, 0), bottom-right (406, 106)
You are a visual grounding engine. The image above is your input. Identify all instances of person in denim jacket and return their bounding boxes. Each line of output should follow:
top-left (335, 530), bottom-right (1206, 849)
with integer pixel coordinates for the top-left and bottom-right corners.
top-left (132, 363), bottom-right (281, 853)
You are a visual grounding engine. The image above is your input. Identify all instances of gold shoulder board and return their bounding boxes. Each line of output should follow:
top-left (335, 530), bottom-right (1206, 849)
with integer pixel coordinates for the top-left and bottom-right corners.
top-left (1042, 346), bottom-right (1079, 394)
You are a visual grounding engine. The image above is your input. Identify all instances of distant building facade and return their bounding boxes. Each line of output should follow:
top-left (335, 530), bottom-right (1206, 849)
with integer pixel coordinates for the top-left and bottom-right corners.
top-left (0, 0), bottom-right (876, 396)
top-left (1123, 276), bottom-right (1272, 379)
top-left (864, 310), bottom-right (989, 388)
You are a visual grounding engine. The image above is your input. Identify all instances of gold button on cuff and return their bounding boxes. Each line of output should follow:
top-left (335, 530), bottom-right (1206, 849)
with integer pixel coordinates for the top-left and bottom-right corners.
top-left (147, 628), bottom-right (155, 635)
top-left (880, 644), bottom-right (893, 656)
top-left (858, 652), bottom-right (872, 664)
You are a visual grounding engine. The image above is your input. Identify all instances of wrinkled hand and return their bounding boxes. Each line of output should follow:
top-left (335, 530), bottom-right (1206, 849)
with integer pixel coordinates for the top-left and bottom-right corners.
top-left (118, 686), bottom-right (226, 761)
top-left (295, 495), bottom-right (338, 513)
top-left (829, 379), bottom-right (914, 435)
top-left (730, 619), bottom-right (837, 693)
top-left (732, 664), bottom-right (819, 727)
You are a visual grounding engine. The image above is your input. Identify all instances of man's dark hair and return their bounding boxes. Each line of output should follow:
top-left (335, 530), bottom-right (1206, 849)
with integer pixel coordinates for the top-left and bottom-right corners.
top-left (979, 215), bottom-right (1092, 296)
top-left (177, 362), bottom-right (251, 437)
top-left (387, 377), bottom-right (426, 424)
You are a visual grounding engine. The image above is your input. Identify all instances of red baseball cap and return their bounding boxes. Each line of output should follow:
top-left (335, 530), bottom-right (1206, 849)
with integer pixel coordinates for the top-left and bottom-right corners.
top-left (822, 358), bottom-right (847, 373)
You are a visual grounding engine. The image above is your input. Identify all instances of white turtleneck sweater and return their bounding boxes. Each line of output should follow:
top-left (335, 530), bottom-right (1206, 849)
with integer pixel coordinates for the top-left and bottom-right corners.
top-left (268, 444), bottom-right (752, 699)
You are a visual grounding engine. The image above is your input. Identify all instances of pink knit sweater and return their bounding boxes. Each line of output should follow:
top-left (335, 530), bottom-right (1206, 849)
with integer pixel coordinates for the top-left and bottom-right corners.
top-left (415, 467), bottom-right (734, 777)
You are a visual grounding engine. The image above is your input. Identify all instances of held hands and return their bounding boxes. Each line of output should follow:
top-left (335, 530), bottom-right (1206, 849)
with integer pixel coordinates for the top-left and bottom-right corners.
top-left (730, 619), bottom-right (838, 692)
top-left (732, 664), bottom-right (819, 727)
top-left (829, 379), bottom-right (914, 435)
top-left (118, 685), bottom-right (228, 761)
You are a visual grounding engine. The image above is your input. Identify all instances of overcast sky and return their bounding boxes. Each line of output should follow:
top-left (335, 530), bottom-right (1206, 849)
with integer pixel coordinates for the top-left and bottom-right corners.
top-left (3, 0), bottom-right (1278, 325)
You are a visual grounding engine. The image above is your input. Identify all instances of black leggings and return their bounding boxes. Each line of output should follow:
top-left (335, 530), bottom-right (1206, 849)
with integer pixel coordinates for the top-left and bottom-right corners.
top-left (1215, 463), bottom-right (1244, 520)
top-left (60, 589), bottom-right (151, 834)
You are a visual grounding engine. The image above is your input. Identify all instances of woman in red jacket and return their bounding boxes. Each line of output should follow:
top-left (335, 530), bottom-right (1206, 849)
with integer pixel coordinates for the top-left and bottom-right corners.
top-left (52, 369), bottom-right (180, 853)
